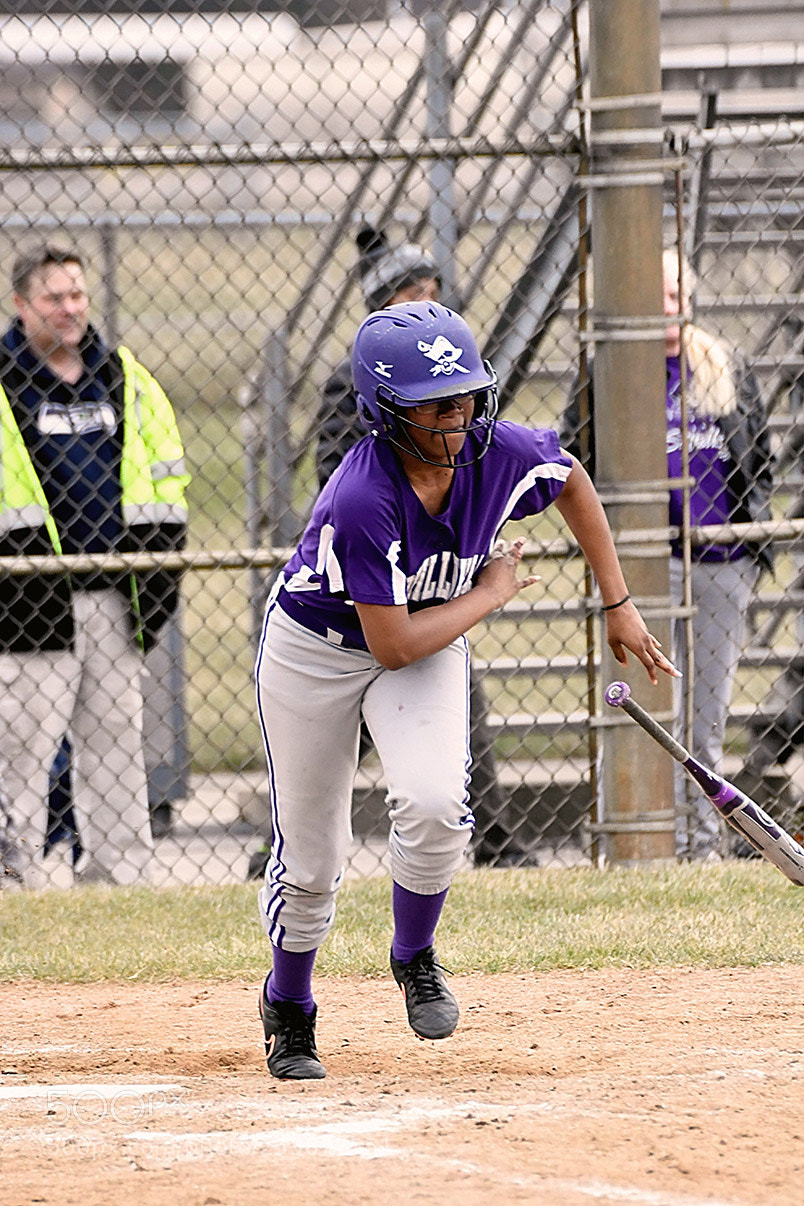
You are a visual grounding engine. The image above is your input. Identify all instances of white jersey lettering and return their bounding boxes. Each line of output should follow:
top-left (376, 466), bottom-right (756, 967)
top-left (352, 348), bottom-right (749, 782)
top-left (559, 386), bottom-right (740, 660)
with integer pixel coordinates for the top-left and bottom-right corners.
top-left (406, 551), bottom-right (484, 604)
top-left (315, 523), bottom-right (345, 593)
top-left (666, 423), bottom-right (727, 458)
top-left (386, 540), bottom-right (407, 604)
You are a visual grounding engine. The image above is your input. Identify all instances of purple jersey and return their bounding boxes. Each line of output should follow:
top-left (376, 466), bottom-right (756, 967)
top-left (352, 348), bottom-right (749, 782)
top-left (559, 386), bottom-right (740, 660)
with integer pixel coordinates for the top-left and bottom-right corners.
top-left (277, 421), bottom-right (572, 649)
top-left (665, 356), bottom-right (744, 561)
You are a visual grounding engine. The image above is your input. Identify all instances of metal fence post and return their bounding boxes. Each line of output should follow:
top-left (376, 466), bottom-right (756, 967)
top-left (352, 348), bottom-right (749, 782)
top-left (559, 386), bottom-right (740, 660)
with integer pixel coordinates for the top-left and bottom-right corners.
top-left (262, 322), bottom-right (297, 551)
top-left (97, 218), bottom-right (120, 349)
top-left (242, 322), bottom-right (298, 643)
top-left (423, 6), bottom-right (458, 306)
top-left (142, 611), bottom-right (190, 827)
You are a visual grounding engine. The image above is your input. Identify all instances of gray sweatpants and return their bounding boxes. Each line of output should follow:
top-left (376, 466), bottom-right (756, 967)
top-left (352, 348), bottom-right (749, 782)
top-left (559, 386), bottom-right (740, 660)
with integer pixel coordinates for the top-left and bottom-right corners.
top-left (255, 605), bottom-right (474, 952)
top-left (0, 588), bottom-right (153, 887)
top-left (670, 557), bottom-right (759, 858)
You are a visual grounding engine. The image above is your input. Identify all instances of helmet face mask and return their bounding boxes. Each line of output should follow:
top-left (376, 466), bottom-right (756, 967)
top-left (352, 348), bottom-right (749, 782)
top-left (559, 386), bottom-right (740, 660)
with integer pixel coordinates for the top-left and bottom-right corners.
top-left (352, 300), bottom-right (498, 467)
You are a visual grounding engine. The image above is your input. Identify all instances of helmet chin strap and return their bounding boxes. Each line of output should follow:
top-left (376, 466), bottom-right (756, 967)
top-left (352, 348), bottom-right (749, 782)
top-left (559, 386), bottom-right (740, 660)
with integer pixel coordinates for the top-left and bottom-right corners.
top-left (397, 427), bottom-right (462, 468)
top-left (366, 386), bottom-right (498, 467)
top-left (394, 412), bottom-right (490, 468)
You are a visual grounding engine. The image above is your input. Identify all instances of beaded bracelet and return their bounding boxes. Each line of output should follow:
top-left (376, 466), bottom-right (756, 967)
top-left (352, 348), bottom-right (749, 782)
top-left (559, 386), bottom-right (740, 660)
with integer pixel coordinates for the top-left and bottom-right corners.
top-left (601, 594), bottom-right (631, 612)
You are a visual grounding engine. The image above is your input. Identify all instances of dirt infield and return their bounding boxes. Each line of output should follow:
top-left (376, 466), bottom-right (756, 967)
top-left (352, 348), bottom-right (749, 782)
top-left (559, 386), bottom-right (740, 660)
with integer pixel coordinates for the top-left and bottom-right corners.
top-left (1, 967), bottom-right (801, 1206)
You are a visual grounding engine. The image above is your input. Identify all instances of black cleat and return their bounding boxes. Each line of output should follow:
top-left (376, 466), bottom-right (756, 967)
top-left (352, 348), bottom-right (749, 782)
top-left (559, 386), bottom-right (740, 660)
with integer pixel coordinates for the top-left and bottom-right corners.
top-left (474, 842), bottom-right (539, 868)
top-left (0, 839), bottom-right (24, 889)
top-left (258, 992), bottom-right (326, 1080)
top-left (247, 843), bottom-right (271, 881)
top-left (149, 803), bottom-right (174, 840)
top-left (390, 945), bottom-right (459, 1040)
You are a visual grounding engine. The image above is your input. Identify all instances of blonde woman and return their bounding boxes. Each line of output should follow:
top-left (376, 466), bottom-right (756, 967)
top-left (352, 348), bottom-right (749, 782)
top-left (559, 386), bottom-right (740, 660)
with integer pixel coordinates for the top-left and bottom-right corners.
top-left (560, 249), bottom-right (774, 860)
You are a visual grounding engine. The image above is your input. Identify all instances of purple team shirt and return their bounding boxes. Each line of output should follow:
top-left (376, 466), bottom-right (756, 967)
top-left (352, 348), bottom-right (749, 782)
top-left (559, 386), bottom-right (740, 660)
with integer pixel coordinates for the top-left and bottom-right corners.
top-left (665, 356), bottom-right (743, 561)
top-left (276, 421), bottom-right (573, 649)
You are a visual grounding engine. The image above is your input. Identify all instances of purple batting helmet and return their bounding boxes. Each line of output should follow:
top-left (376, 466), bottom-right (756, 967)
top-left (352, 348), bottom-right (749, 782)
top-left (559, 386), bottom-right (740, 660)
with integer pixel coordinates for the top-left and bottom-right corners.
top-left (352, 300), bottom-right (498, 465)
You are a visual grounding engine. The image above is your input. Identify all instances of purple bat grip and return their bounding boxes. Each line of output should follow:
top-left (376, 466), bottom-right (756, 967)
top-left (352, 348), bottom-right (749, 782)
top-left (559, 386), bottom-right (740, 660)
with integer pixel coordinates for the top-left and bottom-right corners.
top-left (604, 682), bottom-right (631, 708)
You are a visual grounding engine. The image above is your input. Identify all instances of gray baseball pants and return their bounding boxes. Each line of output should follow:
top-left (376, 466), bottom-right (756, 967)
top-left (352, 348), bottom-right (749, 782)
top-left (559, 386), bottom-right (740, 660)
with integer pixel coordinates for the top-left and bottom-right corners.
top-left (255, 605), bottom-right (474, 952)
top-left (670, 557), bottom-right (759, 858)
top-left (0, 587), bottom-right (153, 887)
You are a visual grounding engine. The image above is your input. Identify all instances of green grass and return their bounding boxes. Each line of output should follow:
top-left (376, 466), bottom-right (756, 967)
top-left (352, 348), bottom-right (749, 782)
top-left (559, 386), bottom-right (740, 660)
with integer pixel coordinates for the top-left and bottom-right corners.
top-left (1, 862), bottom-right (801, 983)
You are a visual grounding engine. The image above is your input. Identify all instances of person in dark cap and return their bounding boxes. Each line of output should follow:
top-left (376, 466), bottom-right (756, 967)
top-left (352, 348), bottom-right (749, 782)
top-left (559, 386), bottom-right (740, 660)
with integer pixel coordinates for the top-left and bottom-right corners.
top-left (317, 227), bottom-right (442, 486)
top-left (247, 226), bottom-right (536, 877)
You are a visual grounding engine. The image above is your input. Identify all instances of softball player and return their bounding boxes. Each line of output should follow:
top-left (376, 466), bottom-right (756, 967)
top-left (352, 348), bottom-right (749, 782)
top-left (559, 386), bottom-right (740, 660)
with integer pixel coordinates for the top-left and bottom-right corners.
top-left (255, 300), bottom-right (678, 1079)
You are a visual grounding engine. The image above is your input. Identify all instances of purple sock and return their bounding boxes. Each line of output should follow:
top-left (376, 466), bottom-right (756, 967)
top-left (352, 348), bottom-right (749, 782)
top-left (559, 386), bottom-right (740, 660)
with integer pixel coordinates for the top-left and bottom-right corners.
top-left (391, 882), bottom-right (448, 964)
top-left (265, 946), bottom-right (317, 1015)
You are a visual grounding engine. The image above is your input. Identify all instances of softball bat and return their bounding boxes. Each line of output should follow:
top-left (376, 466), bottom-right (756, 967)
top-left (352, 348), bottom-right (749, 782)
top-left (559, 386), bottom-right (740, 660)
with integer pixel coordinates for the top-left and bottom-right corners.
top-left (604, 681), bottom-right (804, 886)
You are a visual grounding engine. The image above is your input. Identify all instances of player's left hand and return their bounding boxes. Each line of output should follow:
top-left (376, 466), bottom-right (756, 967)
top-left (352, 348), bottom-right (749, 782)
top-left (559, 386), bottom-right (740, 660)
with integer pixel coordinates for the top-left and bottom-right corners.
top-left (604, 600), bottom-right (681, 686)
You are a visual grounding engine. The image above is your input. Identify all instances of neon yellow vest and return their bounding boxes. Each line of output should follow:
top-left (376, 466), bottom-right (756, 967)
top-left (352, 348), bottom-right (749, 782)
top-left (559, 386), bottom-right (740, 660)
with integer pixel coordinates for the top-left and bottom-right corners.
top-left (0, 345), bottom-right (189, 544)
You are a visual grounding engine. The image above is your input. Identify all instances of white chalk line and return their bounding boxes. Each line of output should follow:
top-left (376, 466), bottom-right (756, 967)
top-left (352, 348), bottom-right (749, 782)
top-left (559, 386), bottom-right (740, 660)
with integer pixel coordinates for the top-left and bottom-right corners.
top-left (0, 1078), bottom-right (773, 1134)
top-left (115, 1108), bottom-right (742, 1206)
top-left (5, 1093), bottom-right (742, 1206)
top-left (0, 1043), bottom-right (105, 1054)
top-left (0, 1081), bottom-right (185, 1101)
top-left (1, 1087), bottom-right (752, 1205)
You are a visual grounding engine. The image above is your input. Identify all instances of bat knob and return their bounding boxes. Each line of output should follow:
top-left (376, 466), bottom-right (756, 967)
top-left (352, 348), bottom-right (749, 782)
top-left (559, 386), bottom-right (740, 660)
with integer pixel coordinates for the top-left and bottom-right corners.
top-left (604, 681), bottom-right (631, 708)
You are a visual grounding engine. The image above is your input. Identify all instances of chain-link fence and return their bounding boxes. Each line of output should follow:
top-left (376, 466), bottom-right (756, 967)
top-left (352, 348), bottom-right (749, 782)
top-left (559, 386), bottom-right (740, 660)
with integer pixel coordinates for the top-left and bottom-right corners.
top-left (0, 1), bottom-right (802, 890)
top-left (665, 111), bottom-right (804, 857)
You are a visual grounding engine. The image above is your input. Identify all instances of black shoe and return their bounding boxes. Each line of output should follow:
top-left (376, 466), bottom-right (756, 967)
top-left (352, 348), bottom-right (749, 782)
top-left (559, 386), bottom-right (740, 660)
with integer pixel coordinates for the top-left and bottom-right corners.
top-left (247, 843), bottom-right (271, 881)
top-left (390, 945), bottom-right (459, 1040)
top-left (474, 842), bottom-right (539, 868)
top-left (74, 859), bottom-right (116, 885)
top-left (258, 992), bottom-right (326, 1080)
top-left (150, 803), bottom-right (174, 840)
top-left (0, 839), bottom-right (24, 888)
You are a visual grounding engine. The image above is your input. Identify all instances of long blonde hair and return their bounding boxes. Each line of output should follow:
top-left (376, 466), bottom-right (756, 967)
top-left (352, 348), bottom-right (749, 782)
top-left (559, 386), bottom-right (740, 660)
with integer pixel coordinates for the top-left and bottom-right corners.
top-left (663, 249), bottom-right (737, 419)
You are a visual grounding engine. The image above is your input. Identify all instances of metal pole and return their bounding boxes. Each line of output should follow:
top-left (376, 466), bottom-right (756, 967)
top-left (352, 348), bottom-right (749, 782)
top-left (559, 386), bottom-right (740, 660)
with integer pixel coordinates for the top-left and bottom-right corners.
top-left (262, 324), bottom-right (298, 550)
top-left (142, 610), bottom-right (189, 814)
top-left (587, 0), bottom-right (676, 864)
top-left (571, 0), bottom-right (601, 865)
top-left (685, 84), bottom-right (718, 276)
top-left (240, 378), bottom-right (267, 647)
top-left (97, 220), bottom-right (120, 348)
top-left (243, 324), bottom-right (298, 645)
top-left (423, 7), bottom-right (458, 306)
top-left (674, 175), bottom-right (697, 855)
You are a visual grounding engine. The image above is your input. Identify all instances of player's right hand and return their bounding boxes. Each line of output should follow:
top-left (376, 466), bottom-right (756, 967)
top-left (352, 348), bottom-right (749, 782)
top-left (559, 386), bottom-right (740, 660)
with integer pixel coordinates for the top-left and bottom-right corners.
top-left (476, 537), bottom-right (541, 610)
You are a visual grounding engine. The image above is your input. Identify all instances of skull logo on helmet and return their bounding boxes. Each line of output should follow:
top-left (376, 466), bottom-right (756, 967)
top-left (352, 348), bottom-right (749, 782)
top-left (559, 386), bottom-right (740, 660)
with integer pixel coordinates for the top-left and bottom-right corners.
top-left (351, 300), bottom-right (498, 466)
